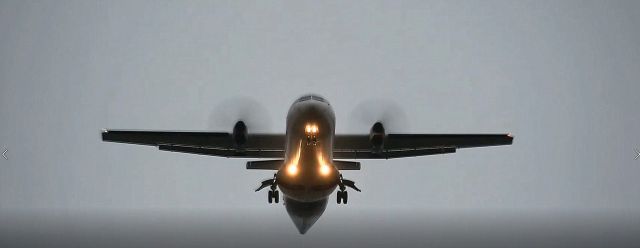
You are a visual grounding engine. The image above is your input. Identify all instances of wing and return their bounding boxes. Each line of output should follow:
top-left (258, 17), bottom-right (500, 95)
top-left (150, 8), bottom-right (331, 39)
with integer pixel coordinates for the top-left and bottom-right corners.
top-left (102, 130), bottom-right (285, 158)
top-left (333, 134), bottom-right (513, 159)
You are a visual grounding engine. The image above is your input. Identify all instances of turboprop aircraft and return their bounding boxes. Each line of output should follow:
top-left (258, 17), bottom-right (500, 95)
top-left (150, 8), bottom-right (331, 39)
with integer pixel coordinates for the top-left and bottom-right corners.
top-left (102, 94), bottom-right (513, 234)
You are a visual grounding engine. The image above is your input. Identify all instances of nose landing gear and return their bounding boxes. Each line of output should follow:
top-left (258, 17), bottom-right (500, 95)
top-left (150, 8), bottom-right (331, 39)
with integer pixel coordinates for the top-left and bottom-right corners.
top-left (256, 173), bottom-right (279, 204)
top-left (337, 174), bottom-right (360, 205)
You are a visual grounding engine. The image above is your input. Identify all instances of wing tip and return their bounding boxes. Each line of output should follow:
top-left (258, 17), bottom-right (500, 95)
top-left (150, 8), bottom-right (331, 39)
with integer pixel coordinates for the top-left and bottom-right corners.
top-left (506, 133), bottom-right (514, 144)
top-left (101, 129), bottom-right (109, 141)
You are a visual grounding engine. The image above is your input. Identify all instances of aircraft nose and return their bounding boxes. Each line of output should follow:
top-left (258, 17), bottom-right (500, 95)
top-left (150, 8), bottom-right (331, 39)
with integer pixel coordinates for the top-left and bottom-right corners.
top-left (284, 197), bottom-right (328, 234)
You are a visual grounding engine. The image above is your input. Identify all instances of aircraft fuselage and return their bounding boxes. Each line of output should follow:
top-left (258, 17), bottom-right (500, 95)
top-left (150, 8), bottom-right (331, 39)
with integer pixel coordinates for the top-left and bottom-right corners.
top-left (274, 95), bottom-right (339, 234)
top-left (276, 96), bottom-right (340, 202)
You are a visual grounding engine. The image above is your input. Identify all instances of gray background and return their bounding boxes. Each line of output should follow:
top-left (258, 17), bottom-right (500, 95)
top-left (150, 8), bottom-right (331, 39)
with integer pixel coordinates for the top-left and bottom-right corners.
top-left (1, 0), bottom-right (639, 247)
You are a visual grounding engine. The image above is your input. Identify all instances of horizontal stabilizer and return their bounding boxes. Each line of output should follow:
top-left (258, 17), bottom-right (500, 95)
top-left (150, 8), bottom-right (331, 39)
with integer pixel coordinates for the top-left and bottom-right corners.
top-left (247, 160), bottom-right (284, 170)
top-left (333, 160), bottom-right (361, 170)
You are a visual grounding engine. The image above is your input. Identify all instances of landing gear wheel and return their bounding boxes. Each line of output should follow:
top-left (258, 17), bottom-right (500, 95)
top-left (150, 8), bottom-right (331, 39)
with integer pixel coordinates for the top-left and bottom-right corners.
top-left (337, 191), bottom-right (348, 204)
top-left (267, 190), bottom-right (279, 204)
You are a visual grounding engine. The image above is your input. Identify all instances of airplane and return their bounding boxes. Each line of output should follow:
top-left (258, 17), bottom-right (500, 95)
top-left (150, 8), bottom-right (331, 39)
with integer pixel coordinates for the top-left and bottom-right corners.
top-left (101, 94), bottom-right (513, 234)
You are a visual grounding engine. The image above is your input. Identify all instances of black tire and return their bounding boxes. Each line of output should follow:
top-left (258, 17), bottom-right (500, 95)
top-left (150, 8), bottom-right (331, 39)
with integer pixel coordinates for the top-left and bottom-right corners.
top-left (336, 191), bottom-right (342, 204)
top-left (268, 190), bottom-right (273, 204)
top-left (274, 191), bottom-right (280, 203)
top-left (343, 191), bottom-right (348, 204)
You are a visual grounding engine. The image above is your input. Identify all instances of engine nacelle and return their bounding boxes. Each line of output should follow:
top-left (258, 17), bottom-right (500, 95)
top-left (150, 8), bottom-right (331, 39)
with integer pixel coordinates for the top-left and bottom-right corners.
top-left (369, 122), bottom-right (385, 153)
top-left (232, 121), bottom-right (248, 149)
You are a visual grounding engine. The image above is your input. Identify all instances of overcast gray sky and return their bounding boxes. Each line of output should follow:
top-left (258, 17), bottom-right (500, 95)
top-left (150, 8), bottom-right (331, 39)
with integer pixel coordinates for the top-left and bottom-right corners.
top-left (1, 0), bottom-right (639, 246)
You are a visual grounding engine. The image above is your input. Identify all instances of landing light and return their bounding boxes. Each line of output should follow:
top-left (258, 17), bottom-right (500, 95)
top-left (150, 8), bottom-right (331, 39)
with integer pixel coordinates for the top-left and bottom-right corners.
top-left (317, 153), bottom-right (331, 176)
top-left (305, 124), bottom-right (319, 134)
top-left (287, 165), bottom-right (298, 176)
top-left (287, 140), bottom-right (302, 176)
top-left (319, 164), bottom-right (331, 176)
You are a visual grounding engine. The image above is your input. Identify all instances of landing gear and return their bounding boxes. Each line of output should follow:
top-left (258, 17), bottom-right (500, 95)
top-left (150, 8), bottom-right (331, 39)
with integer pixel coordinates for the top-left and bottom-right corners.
top-left (268, 190), bottom-right (279, 204)
top-left (336, 174), bottom-right (359, 205)
top-left (336, 190), bottom-right (348, 204)
top-left (256, 173), bottom-right (279, 204)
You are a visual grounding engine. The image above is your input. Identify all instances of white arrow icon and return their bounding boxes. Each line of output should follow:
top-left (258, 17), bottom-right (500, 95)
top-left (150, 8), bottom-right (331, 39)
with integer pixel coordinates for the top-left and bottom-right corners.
top-left (2, 149), bottom-right (6, 160)
top-left (636, 148), bottom-right (640, 160)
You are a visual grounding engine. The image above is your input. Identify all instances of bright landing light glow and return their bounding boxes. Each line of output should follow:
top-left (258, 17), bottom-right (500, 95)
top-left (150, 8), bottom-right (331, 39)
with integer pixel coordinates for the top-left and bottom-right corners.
top-left (287, 164), bottom-right (298, 175)
top-left (319, 164), bottom-right (331, 176)
top-left (287, 140), bottom-right (303, 176)
top-left (317, 152), bottom-right (332, 176)
top-left (305, 124), bottom-right (319, 134)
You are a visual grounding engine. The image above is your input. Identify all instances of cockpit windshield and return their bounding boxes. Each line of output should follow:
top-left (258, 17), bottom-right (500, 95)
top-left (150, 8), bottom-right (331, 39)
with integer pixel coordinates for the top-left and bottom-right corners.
top-left (294, 94), bottom-right (328, 103)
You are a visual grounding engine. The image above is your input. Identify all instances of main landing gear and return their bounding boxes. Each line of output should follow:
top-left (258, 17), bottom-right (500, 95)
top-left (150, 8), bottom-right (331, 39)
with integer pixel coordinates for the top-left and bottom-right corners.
top-left (337, 174), bottom-right (361, 205)
top-left (336, 190), bottom-right (348, 204)
top-left (256, 173), bottom-right (279, 204)
top-left (268, 189), bottom-right (279, 204)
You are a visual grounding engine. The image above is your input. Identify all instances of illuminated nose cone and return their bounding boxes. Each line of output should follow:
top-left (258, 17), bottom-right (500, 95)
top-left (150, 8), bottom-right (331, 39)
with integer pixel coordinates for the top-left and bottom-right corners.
top-left (284, 198), bottom-right (328, 234)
